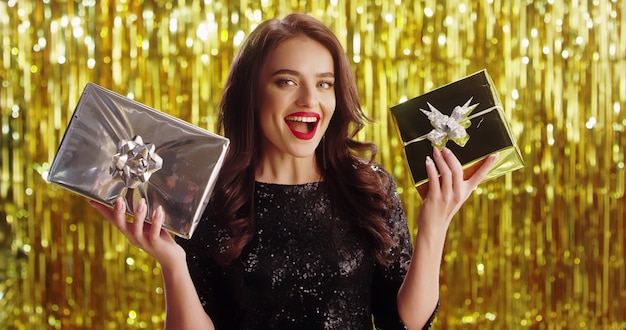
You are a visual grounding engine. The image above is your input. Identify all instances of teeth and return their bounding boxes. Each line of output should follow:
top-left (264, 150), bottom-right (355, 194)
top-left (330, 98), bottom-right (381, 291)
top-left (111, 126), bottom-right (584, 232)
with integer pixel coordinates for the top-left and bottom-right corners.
top-left (286, 116), bottom-right (318, 123)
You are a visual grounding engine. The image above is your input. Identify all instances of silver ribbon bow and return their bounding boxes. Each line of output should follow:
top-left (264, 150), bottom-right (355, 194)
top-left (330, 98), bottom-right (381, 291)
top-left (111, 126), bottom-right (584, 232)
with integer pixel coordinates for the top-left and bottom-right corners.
top-left (420, 97), bottom-right (479, 149)
top-left (110, 135), bottom-right (163, 188)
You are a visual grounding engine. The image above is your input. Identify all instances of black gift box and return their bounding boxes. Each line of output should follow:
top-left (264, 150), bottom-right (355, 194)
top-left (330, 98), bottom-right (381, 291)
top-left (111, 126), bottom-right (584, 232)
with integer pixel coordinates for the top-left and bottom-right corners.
top-left (47, 83), bottom-right (230, 238)
top-left (390, 69), bottom-right (524, 188)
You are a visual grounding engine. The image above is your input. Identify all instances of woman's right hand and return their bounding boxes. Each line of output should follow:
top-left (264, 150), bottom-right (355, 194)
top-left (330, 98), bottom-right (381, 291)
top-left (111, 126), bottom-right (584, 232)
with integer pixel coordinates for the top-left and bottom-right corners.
top-left (89, 197), bottom-right (186, 268)
top-left (90, 198), bottom-right (215, 329)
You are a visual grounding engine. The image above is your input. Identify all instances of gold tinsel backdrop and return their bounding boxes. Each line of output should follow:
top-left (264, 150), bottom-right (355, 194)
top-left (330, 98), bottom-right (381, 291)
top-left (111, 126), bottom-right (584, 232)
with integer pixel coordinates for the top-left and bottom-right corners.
top-left (1, 0), bottom-right (624, 329)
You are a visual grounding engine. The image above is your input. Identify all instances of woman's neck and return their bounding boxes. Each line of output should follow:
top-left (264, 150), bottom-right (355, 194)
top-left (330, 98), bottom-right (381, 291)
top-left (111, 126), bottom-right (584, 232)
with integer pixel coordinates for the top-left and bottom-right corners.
top-left (255, 155), bottom-right (321, 184)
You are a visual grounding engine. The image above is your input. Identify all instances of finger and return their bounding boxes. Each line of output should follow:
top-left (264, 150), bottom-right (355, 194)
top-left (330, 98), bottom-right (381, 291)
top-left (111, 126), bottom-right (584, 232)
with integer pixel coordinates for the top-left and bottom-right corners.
top-left (424, 156), bottom-right (439, 198)
top-left (466, 153), bottom-right (499, 187)
top-left (102, 197), bottom-right (128, 227)
top-left (441, 147), bottom-right (464, 190)
top-left (149, 205), bottom-right (164, 241)
top-left (432, 147), bottom-right (452, 194)
top-left (131, 198), bottom-right (148, 237)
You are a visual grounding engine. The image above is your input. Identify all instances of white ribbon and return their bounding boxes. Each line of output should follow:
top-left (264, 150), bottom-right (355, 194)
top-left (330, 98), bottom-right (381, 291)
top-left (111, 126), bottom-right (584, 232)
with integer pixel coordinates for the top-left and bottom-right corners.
top-left (403, 97), bottom-right (501, 149)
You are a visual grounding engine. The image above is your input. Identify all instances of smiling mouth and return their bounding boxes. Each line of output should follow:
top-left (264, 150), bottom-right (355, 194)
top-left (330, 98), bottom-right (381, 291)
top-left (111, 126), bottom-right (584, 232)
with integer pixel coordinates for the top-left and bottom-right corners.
top-left (285, 114), bottom-right (319, 140)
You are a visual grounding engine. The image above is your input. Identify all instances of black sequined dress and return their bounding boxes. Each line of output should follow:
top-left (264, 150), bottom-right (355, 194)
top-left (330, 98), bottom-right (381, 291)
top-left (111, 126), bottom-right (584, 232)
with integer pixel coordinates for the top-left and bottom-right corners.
top-left (176, 174), bottom-right (437, 329)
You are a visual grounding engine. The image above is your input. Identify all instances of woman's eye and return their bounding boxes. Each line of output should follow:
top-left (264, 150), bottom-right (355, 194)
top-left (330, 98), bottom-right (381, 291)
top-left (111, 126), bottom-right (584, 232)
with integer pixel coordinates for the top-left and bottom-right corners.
top-left (319, 81), bottom-right (334, 89)
top-left (276, 79), bottom-right (296, 86)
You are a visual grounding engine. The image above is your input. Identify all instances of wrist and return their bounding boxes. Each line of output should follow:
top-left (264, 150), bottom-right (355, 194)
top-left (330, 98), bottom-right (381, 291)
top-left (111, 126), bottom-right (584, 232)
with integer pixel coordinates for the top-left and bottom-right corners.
top-left (414, 229), bottom-right (447, 250)
top-left (159, 248), bottom-right (187, 273)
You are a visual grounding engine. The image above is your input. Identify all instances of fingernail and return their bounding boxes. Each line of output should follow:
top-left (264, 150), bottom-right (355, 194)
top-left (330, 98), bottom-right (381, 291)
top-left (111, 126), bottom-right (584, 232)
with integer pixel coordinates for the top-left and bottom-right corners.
top-left (137, 198), bottom-right (146, 212)
top-left (425, 156), bottom-right (433, 164)
top-left (152, 205), bottom-right (160, 218)
top-left (156, 205), bottom-right (163, 219)
top-left (115, 198), bottom-right (124, 211)
top-left (442, 147), bottom-right (450, 154)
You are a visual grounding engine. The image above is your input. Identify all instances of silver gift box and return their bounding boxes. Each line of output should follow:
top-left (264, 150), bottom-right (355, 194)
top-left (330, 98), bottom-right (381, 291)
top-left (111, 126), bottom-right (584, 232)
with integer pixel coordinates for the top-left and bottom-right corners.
top-left (47, 83), bottom-right (229, 239)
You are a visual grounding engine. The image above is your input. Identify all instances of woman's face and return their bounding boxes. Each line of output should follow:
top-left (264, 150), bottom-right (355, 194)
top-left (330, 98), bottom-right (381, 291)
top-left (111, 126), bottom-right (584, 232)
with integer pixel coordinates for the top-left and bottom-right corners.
top-left (256, 37), bottom-right (336, 160)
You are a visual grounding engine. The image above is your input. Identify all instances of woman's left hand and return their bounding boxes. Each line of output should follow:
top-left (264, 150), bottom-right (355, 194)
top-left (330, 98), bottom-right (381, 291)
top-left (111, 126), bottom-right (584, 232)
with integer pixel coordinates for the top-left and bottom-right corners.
top-left (398, 147), bottom-right (497, 328)
top-left (417, 147), bottom-right (497, 240)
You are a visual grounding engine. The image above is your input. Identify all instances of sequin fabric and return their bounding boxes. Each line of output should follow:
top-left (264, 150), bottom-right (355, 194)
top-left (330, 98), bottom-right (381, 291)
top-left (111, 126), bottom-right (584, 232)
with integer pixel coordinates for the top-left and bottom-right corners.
top-left (176, 170), bottom-right (437, 329)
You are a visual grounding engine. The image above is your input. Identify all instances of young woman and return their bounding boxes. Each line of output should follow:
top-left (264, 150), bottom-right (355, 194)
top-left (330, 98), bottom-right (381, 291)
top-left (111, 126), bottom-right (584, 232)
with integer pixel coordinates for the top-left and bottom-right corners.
top-left (91, 13), bottom-right (497, 329)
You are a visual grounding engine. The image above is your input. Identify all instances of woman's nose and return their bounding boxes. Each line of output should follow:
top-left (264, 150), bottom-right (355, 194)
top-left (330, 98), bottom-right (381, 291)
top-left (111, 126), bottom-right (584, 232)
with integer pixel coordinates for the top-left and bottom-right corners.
top-left (295, 84), bottom-right (319, 108)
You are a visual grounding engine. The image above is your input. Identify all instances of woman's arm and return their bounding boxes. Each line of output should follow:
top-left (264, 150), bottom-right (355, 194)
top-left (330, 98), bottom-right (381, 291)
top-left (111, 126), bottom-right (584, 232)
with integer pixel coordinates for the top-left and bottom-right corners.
top-left (90, 198), bottom-right (215, 330)
top-left (397, 147), bottom-right (497, 329)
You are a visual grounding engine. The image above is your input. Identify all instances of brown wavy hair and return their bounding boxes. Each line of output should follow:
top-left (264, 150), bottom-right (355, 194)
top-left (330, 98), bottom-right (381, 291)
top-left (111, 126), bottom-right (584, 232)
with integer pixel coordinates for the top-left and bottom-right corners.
top-left (212, 13), bottom-right (395, 266)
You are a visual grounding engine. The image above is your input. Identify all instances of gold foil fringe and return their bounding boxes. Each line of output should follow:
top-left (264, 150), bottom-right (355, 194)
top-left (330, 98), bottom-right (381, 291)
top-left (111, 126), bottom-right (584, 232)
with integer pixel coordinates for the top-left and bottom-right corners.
top-left (0, 0), bottom-right (624, 328)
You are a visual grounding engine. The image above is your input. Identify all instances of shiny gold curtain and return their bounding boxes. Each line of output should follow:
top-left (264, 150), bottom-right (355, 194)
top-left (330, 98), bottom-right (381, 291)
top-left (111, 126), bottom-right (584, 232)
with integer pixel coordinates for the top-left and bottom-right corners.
top-left (1, 0), bottom-right (624, 329)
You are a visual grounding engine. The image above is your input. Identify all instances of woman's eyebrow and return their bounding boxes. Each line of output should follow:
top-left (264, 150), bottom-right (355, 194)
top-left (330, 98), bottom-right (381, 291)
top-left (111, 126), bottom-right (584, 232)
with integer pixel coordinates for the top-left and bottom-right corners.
top-left (271, 69), bottom-right (335, 78)
top-left (271, 69), bottom-right (299, 76)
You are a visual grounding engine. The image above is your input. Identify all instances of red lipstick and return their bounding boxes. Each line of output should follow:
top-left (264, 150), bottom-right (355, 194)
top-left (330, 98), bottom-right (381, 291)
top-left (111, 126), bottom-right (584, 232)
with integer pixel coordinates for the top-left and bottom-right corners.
top-left (285, 112), bottom-right (320, 140)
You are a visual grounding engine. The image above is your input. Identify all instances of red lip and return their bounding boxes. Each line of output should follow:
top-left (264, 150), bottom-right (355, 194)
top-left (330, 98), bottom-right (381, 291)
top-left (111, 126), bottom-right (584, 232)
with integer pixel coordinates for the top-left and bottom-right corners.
top-left (285, 112), bottom-right (319, 140)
